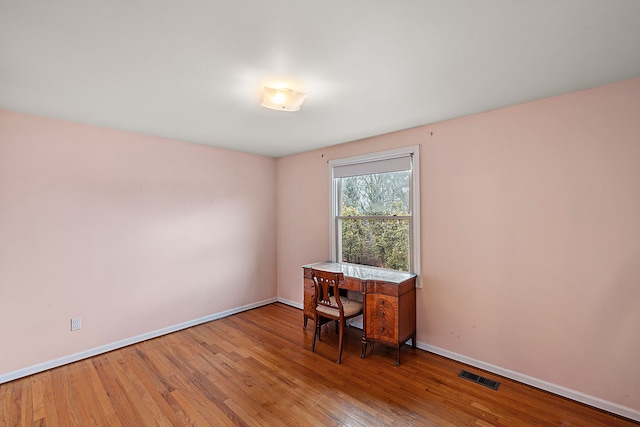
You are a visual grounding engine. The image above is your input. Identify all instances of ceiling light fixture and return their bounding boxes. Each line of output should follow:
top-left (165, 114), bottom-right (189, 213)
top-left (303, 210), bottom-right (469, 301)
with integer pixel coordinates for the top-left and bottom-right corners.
top-left (261, 87), bottom-right (306, 112)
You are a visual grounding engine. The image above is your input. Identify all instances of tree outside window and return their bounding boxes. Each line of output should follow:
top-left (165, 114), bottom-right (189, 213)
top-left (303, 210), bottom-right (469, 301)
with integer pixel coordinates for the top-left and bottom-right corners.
top-left (338, 170), bottom-right (411, 271)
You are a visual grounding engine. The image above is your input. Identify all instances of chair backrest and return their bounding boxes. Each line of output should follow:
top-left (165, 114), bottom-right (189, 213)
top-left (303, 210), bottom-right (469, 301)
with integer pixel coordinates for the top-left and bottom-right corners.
top-left (311, 268), bottom-right (345, 312)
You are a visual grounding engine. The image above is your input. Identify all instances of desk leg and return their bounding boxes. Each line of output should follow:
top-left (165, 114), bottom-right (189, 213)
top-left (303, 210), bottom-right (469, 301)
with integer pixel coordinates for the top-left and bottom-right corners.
top-left (360, 291), bottom-right (367, 358)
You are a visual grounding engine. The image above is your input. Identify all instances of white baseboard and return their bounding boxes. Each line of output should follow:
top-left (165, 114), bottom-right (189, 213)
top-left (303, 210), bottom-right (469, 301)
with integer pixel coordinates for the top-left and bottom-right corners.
top-left (0, 297), bottom-right (277, 385)
top-left (276, 297), bottom-right (302, 310)
top-left (417, 341), bottom-right (640, 423)
top-left (10, 298), bottom-right (635, 423)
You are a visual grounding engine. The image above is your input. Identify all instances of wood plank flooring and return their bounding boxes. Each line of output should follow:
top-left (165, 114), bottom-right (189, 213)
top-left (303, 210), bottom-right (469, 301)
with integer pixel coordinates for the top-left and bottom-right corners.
top-left (1, 302), bottom-right (637, 426)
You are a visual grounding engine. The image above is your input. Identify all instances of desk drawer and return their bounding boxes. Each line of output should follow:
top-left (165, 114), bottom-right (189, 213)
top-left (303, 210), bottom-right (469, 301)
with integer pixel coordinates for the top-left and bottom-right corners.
top-left (366, 294), bottom-right (398, 343)
top-left (344, 277), bottom-right (363, 292)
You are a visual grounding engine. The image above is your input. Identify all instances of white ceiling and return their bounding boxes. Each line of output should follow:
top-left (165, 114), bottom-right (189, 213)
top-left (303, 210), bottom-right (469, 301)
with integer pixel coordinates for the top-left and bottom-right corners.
top-left (1, 1), bottom-right (639, 158)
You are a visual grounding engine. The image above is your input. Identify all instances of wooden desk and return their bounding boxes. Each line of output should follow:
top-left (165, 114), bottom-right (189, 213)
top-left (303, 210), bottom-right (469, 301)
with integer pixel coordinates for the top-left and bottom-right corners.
top-left (303, 262), bottom-right (417, 365)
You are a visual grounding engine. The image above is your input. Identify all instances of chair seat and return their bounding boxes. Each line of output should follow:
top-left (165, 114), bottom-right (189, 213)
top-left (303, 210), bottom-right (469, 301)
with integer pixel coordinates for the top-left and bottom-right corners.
top-left (317, 296), bottom-right (363, 317)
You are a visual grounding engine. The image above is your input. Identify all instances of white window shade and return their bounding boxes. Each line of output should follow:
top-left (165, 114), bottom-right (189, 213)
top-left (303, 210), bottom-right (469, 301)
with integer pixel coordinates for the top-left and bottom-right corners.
top-left (333, 155), bottom-right (411, 179)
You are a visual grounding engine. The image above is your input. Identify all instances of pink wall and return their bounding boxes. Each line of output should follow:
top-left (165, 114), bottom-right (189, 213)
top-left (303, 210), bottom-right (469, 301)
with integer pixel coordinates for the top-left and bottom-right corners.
top-left (276, 77), bottom-right (640, 417)
top-left (0, 110), bottom-right (277, 375)
top-left (2, 77), bottom-right (639, 418)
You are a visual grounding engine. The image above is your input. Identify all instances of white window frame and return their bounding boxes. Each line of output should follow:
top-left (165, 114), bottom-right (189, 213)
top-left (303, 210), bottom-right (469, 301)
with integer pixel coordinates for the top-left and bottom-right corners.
top-left (329, 145), bottom-right (421, 286)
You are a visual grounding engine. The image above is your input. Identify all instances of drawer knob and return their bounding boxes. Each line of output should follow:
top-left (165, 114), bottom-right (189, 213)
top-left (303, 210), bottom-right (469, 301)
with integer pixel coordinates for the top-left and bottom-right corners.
top-left (380, 312), bottom-right (385, 318)
top-left (380, 327), bottom-right (385, 332)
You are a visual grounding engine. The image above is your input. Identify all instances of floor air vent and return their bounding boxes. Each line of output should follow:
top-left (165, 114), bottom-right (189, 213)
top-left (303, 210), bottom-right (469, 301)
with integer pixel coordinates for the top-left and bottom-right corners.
top-left (458, 370), bottom-right (500, 390)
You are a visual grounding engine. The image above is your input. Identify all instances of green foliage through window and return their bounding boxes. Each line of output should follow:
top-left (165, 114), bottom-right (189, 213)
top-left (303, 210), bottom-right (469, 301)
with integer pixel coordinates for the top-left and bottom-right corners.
top-left (338, 171), bottom-right (410, 271)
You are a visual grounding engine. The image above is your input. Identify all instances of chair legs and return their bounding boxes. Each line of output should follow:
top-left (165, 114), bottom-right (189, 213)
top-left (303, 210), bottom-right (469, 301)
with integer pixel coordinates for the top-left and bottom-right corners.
top-left (336, 320), bottom-right (344, 364)
top-left (311, 316), bottom-right (345, 364)
top-left (311, 316), bottom-right (319, 352)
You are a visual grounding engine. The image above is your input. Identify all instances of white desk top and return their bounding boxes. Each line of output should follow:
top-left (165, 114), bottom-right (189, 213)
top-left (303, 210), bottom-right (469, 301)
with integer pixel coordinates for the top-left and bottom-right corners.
top-left (304, 261), bottom-right (416, 284)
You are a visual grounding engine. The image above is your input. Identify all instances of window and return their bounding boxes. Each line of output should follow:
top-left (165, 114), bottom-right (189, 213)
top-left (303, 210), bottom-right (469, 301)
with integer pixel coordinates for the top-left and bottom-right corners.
top-left (329, 146), bottom-right (420, 281)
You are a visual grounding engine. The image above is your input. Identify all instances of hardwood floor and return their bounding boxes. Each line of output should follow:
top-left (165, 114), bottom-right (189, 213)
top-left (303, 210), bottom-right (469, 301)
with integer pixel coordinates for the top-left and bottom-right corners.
top-left (1, 303), bottom-right (637, 426)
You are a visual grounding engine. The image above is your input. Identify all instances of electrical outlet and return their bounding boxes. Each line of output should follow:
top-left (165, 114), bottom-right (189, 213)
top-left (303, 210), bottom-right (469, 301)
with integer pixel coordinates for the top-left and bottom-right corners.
top-left (70, 317), bottom-right (82, 331)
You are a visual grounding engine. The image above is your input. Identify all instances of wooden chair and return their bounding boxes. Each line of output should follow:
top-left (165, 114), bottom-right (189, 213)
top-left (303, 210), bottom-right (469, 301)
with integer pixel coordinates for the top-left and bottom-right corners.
top-left (310, 268), bottom-right (363, 364)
